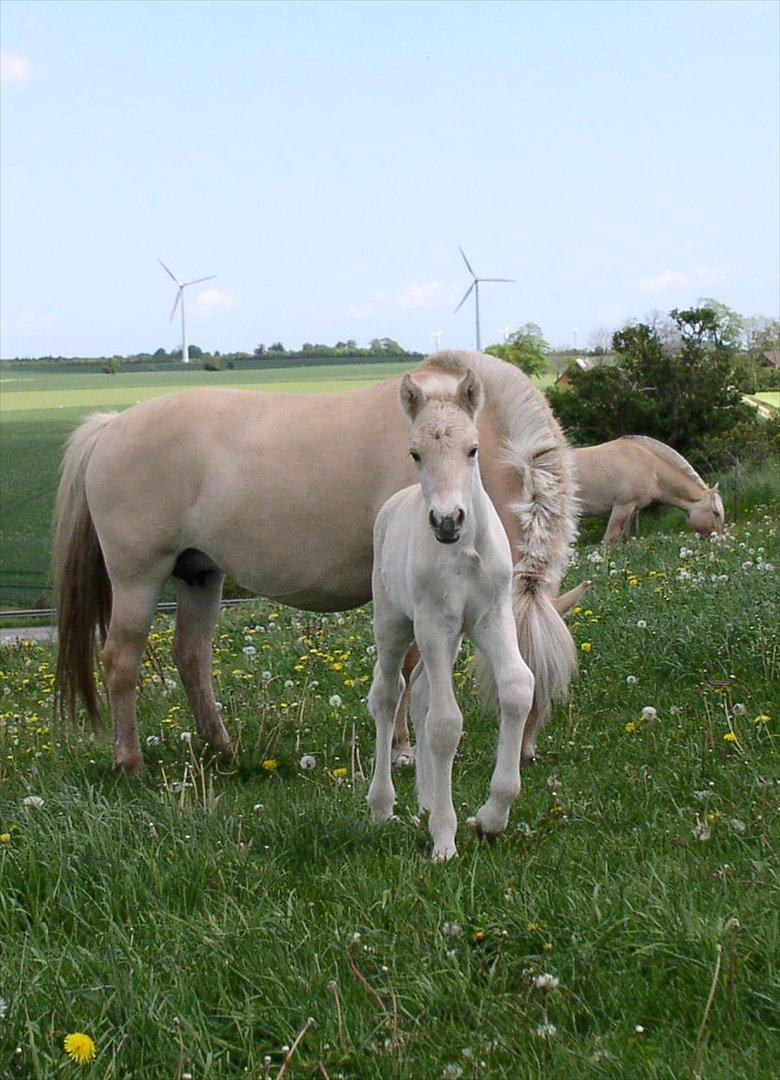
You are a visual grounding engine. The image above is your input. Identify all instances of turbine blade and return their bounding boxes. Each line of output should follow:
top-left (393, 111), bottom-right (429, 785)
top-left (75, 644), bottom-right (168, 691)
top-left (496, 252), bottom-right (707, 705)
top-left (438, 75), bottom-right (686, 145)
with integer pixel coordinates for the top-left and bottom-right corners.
top-left (458, 245), bottom-right (476, 278)
top-left (158, 258), bottom-right (181, 285)
top-left (454, 282), bottom-right (475, 313)
top-left (170, 288), bottom-right (182, 321)
top-left (479, 277), bottom-right (515, 283)
top-left (183, 274), bottom-right (216, 287)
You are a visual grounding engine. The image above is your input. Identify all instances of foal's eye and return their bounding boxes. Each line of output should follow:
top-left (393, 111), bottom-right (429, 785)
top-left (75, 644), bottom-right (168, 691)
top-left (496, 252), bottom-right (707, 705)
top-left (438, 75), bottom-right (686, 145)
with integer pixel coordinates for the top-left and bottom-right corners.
top-left (468, 446), bottom-right (478, 458)
top-left (410, 450), bottom-right (421, 463)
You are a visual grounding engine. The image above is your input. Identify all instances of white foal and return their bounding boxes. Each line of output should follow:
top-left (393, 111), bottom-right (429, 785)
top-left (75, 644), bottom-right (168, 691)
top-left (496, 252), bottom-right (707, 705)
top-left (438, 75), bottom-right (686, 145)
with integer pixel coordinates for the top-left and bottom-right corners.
top-left (367, 368), bottom-right (535, 861)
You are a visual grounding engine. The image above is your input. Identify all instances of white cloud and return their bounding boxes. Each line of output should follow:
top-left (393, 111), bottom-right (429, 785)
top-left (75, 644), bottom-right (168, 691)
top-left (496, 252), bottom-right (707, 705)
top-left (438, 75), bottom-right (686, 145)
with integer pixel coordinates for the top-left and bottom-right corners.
top-left (0, 48), bottom-right (33, 84)
top-left (0, 310), bottom-right (57, 334)
top-left (191, 288), bottom-right (239, 315)
top-left (637, 265), bottom-right (735, 294)
top-left (346, 280), bottom-right (463, 318)
top-left (374, 280), bottom-right (463, 311)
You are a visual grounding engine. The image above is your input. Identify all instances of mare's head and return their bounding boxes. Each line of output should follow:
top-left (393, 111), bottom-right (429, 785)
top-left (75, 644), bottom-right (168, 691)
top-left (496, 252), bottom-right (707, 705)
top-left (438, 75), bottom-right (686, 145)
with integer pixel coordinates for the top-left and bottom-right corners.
top-left (399, 368), bottom-right (483, 545)
top-left (687, 485), bottom-right (725, 537)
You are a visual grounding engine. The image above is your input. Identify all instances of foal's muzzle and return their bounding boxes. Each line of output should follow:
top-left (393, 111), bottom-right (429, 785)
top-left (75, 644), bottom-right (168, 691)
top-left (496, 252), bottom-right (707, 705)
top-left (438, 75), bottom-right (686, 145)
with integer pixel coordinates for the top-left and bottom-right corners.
top-left (429, 508), bottom-right (465, 544)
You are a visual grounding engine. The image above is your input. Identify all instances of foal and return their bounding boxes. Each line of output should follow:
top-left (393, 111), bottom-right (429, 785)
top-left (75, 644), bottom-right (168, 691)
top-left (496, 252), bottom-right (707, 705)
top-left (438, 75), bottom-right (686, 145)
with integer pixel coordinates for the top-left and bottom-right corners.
top-left (367, 369), bottom-right (535, 861)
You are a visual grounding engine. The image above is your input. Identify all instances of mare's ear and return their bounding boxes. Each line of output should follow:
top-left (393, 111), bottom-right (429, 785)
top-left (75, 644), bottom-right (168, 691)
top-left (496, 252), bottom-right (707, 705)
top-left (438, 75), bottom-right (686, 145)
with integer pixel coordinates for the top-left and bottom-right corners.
top-left (399, 373), bottom-right (425, 421)
top-left (456, 368), bottom-right (483, 418)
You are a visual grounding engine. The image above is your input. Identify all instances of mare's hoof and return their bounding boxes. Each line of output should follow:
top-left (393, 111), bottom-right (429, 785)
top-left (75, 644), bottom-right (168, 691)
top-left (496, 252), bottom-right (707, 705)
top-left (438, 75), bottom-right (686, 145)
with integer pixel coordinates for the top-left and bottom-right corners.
top-left (114, 753), bottom-right (144, 777)
top-left (520, 755), bottom-right (537, 769)
top-left (392, 743), bottom-right (415, 767)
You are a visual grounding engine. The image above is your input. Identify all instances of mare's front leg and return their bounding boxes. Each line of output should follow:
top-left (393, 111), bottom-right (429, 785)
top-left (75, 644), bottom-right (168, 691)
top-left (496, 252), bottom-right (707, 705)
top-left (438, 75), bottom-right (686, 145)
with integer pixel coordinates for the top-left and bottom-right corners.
top-left (367, 604), bottom-right (413, 825)
top-left (470, 604), bottom-right (535, 837)
top-left (415, 615), bottom-right (463, 862)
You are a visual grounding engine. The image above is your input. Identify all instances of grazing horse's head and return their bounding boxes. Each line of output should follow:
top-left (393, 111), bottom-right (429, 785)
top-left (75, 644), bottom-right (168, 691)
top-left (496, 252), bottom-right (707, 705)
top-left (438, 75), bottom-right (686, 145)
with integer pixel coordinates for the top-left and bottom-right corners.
top-left (687, 485), bottom-right (725, 537)
top-left (399, 368), bottom-right (483, 544)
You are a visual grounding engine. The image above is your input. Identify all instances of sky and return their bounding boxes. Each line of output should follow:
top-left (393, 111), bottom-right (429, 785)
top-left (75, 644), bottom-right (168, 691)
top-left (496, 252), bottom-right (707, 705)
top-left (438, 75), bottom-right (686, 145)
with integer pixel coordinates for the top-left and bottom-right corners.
top-left (1, 0), bottom-right (778, 358)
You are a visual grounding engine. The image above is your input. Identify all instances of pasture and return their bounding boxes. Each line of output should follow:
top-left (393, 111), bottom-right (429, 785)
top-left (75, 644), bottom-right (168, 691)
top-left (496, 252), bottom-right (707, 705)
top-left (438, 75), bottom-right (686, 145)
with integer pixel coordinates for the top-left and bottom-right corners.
top-left (1, 517), bottom-right (778, 1077)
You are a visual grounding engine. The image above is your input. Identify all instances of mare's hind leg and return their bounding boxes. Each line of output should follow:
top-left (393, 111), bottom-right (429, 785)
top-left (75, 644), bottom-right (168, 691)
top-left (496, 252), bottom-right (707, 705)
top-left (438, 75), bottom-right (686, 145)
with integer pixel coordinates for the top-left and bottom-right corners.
top-left (102, 576), bottom-right (167, 775)
top-left (172, 570), bottom-right (233, 758)
top-left (603, 502), bottom-right (635, 545)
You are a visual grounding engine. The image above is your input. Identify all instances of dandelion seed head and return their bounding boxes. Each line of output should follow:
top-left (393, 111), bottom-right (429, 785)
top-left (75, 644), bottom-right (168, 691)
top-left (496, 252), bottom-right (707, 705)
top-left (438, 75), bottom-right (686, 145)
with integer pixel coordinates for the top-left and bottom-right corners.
top-left (22, 795), bottom-right (44, 809)
top-left (299, 754), bottom-right (316, 770)
top-left (641, 706), bottom-right (657, 721)
top-left (329, 694), bottom-right (342, 708)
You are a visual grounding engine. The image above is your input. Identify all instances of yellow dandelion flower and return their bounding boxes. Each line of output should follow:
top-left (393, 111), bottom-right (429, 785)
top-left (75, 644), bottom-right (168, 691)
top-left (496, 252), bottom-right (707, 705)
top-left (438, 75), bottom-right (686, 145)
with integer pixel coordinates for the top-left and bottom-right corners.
top-left (723, 732), bottom-right (738, 743)
top-left (542, 941), bottom-right (554, 952)
top-left (472, 929), bottom-right (486, 942)
top-left (262, 758), bottom-right (279, 772)
top-left (64, 1032), bottom-right (97, 1065)
top-left (0, 832), bottom-right (10, 844)
top-left (754, 714), bottom-right (771, 725)
top-left (331, 767), bottom-right (348, 778)
top-left (580, 642), bottom-right (592, 653)
top-left (624, 722), bottom-right (637, 733)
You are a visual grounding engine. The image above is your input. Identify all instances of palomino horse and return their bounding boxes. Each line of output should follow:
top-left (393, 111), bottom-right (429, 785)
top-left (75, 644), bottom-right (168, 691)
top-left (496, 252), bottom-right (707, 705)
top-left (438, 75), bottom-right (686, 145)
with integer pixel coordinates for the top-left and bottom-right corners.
top-left (53, 350), bottom-right (584, 775)
top-left (573, 436), bottom-right (725, 545)
top-left (368, 368), bottom-right (534, 860)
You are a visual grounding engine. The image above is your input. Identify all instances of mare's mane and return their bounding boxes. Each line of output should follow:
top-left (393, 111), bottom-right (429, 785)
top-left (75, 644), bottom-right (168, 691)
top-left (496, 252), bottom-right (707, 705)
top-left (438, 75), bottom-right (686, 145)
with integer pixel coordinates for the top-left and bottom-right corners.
top-left (623, 435), bottom-right (708, 492)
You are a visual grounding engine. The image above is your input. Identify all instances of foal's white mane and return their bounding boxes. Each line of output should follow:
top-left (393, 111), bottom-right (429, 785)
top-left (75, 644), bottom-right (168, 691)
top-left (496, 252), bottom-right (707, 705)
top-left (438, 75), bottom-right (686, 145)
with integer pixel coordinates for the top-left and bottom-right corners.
top-left (624, 435), bottom-right (708, 492)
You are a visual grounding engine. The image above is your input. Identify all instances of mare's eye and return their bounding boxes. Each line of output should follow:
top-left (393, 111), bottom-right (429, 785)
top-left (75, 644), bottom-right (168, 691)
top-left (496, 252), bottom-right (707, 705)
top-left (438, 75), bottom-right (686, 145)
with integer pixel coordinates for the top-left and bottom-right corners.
top-left (468, 446), bottom-right (478, 458)
top-left (410, 450), bottom-right (421, 463)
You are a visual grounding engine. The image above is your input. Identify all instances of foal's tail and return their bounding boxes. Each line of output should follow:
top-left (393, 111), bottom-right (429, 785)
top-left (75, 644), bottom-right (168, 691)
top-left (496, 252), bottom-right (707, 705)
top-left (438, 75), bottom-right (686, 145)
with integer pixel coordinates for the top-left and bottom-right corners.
top-left (53, 412), bottom-right (116, 727)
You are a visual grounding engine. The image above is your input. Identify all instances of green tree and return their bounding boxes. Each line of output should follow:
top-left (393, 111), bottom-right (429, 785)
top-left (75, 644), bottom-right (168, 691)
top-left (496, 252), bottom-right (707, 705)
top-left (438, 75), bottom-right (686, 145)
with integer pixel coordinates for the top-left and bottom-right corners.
top-left (486, 323), bottom-right (549, 377)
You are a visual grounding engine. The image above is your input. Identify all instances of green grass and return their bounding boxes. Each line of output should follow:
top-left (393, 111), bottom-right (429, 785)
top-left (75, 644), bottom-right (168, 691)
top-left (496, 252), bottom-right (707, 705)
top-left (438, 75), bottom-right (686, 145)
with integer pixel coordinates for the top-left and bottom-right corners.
top-left (1, 517), bottom-right (778, 1077)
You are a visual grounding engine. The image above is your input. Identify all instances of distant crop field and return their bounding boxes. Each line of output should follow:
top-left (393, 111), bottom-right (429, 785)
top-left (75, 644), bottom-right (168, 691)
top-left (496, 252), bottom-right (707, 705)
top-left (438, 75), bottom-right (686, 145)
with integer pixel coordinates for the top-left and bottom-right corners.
top-left (754, 391), bottom-right (779, 410)
top-left (1, 521), bottom-right (778, 1076)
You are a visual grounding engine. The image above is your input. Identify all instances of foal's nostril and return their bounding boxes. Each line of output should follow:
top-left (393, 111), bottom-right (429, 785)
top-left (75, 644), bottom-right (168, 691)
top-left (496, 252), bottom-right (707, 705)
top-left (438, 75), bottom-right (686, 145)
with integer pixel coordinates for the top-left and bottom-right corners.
top-left (429, 509), bottom-right (437, 529)
top-left (454, 508), bottom-right (465, 526)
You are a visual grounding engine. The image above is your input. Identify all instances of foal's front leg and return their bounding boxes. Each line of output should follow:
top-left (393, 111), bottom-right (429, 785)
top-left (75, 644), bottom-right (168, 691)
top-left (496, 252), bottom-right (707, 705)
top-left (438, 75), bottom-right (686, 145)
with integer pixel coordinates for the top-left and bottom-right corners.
top-left (470, 605), bottom-right (535, 837)
top-left (367, 610), bottom-right (413, 825)
top-left (415, 616), bottom-right (463, 861)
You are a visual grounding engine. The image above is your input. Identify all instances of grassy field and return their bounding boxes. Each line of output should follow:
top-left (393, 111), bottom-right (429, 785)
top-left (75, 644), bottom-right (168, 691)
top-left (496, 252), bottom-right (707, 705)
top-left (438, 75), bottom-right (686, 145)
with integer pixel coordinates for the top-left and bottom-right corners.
top-left (1, 516), bottom-right (778, 1076)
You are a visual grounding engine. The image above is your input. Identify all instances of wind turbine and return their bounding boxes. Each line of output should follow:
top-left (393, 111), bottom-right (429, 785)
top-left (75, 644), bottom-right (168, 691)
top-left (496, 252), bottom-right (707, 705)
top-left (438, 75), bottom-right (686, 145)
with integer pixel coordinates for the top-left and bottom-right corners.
top-left (158, 258), bottom-right (216, 364)
top-left (433, 330), bottom-right (442, 352)
top-left (454, 246), bottom-right (514, 351)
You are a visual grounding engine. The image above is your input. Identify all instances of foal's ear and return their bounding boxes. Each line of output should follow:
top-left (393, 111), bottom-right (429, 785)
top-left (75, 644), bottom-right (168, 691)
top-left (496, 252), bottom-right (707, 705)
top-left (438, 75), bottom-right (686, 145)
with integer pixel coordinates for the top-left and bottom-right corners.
top-left (399, 373), bottom-right (425, 421)
top-left (456, 368), bottom-right (483, 418)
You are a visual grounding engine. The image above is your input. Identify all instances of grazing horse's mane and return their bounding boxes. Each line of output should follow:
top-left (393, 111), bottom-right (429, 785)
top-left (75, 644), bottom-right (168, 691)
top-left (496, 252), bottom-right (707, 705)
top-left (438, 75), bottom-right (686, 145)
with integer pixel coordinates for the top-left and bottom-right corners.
top-left (623, 435), bottom-right (708, 492)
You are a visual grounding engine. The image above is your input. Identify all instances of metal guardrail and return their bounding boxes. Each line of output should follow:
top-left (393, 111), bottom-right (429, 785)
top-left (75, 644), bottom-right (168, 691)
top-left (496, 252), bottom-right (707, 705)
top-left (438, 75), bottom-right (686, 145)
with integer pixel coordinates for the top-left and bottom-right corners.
top-left (0, 597), bottom-right (262, 623)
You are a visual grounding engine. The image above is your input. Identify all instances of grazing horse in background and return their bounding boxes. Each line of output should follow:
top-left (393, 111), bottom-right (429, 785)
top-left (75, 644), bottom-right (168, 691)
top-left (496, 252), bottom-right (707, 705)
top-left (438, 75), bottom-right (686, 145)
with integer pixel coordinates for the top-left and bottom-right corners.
top-left (368, 368), bottom-right (534, 860)
top-left (573, 436), bottom-right (725, 545)
top-left (53, 350), bottom-right (583, 776)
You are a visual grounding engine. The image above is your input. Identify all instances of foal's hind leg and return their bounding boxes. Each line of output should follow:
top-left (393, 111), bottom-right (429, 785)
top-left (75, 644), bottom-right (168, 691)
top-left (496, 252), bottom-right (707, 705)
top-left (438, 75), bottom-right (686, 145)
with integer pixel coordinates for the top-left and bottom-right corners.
top-left (391, 643), bottom-right (420, 766)
top-left (172, 571), bottom-right (233, 758)
top-left (102, 577), bottom-right (167, 775)
top-left (367, 608), bottom-right (413, 824)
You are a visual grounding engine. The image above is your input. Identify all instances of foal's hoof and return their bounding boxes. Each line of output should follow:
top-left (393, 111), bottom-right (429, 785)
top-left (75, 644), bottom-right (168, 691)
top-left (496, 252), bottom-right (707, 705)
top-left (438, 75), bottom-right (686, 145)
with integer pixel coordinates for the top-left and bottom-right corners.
top-left (392, 743), bottom-right (415, 767)
top-left (467, 814), bottom-right (502, 841)
top-left (432, 843), bottom-right (458, 863)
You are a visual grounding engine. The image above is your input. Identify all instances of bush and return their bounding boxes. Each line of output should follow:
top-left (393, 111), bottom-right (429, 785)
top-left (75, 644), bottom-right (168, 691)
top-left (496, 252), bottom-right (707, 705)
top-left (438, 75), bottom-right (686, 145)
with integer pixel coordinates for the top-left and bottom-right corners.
top-left (201, 355), bottom-right (222, 371)
top-left (756, 367), bottom-right (780, 392)
top-left (101, 358), bottom-right (120, 374)
top-left (547, 308), bottom-right (763, 472)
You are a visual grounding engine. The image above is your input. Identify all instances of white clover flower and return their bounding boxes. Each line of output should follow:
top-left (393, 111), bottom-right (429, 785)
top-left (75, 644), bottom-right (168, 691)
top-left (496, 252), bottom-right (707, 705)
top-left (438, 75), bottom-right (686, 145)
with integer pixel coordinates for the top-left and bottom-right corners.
top-left (310, 680), bottom-right (319, 689)
top-left (22, 795), bottom-right (44, 810)
top-left (636, 619), bottom-right (647, 629)
top-left (626, 675), bottom-right (638, 685)
top-left (641, 706), bottom-right (657, 721)
top-left (634, 1024), bottom-right (645, 1035)
top-left (693, 820), bottom-right (711, 841)
top-left (0, 995), bottom-right (6, 1019)
top-left (164, 677), bottom-right (177, 691)
top-left (732, 703), bottom-right (746, 716)
top-left (441, 921), bottom-right (462, 938)
top-left (533, 972), bottom-right (560, 991)
top-left (145, 734), bottom-right (160, 747)
top-left (329, 694), bottom-right (343, 708)
top-left (284, 679), bottom-right (294, 689)
top-left (349, 932), bottom-right (361, 944)
top-left (336, 616), bottom-right (345, 626)
top-left (180, 731), bottom-right (192, 743)
top-left (299, 754), bottom-right (316, 770)
top-left (268, 621), bottom-right (278, 631)
top-left (244, 634), bottom-right (254, 643)
top-left (253, 803), bottom-right (264, 812)
top-left (727, 818), bottom-right (747, 833)
top-left (442, 1065), bottom-right (463, 1078)
top-left (535, 1022), bottom-right (557, 1039)
top-left (242, 645), bottom-right (257, 658)
top-left (586, 550), bottom-right (603, 564)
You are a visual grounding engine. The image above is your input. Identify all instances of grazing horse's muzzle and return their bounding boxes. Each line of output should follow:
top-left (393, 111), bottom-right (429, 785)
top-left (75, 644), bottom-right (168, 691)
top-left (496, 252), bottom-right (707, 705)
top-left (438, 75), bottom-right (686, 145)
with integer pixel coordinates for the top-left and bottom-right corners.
top-left (429, 507), bottom-right (465, 544)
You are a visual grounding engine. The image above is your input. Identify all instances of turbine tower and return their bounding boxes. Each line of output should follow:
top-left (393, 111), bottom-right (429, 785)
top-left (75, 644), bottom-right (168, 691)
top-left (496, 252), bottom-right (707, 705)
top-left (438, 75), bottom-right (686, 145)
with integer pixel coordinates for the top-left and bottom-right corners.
top-left (433, 330), bottom-right (442, 353)
top-left (454, 246), bottom-right (514, 352)
top-left (158, 258), bottom-right (216, 364)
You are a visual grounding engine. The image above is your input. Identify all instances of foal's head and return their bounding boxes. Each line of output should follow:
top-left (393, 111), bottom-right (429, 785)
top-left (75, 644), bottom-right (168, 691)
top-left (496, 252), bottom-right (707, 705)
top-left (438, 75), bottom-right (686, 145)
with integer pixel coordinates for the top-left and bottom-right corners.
top-left (687, 485), bottom-right (725, 537)
top-left (399, 368), bottom-right (483, 544)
